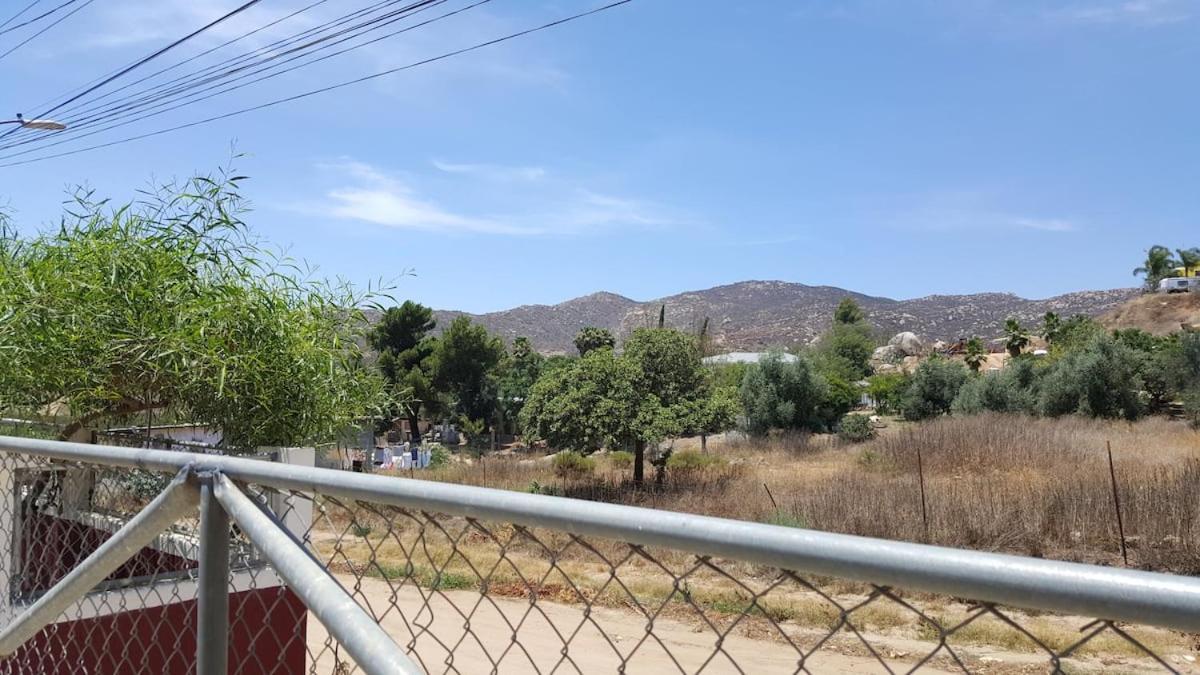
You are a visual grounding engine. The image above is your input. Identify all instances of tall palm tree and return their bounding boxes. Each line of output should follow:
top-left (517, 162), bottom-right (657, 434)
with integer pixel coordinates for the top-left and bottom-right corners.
top-left (964, 337), bottom-right (987, 373)
top-left (1133, 245), bottom-right (1178, 291)
top-left (1177, 247), bottom-right (1200, 277)
top-left (1003, 318), bottom-right (1030, 358)
top-left (1040, 312), bottom-right (1062, 344)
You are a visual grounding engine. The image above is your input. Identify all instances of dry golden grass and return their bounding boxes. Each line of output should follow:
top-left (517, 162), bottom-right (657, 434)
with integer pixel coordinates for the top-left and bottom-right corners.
top-left (315, 414), bottom-right (1200, 661)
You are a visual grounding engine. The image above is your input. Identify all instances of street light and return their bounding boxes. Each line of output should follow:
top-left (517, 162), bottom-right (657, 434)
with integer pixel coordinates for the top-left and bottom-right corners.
top-left (0, 113), bottom-right (66, 131)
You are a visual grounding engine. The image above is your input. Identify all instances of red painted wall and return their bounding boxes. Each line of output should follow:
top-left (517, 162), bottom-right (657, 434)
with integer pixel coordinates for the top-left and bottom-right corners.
top-left (0, 587), bottom-right (307, 674)
top-left (19, 513), bottom-right (196, 595)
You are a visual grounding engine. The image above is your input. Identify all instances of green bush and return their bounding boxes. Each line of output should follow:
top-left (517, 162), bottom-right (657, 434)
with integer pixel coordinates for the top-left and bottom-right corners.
top-left (666, 449), bottom-right (726, 471)
top-left (428, 444), bottom-right (451, 469)
top-left (900, 357), bottom-right (968, 421)
top-left (951, 361), bottom-right (1038, 415)
top-left (552, 451), bottom-right (596, 479)
top-left (740, 352), bottom-right (830, 434)
top-left (837, 413), bottom-right (876, 443)
top-left (1038, 334), bottom-right (1143, 420)
top-left (865, 372), bottom-right (908, 414)
top-left (608, 450), bottom-right (634, 469)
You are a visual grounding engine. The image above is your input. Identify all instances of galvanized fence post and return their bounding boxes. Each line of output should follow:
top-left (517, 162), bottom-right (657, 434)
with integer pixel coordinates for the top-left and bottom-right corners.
top-left (197, 473), bottom-right (230, 675)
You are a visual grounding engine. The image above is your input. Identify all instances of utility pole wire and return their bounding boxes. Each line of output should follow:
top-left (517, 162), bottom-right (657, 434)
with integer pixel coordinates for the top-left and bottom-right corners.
top-left (0, 0), bottom-right (635, 169)
top-left (0, 0), bottom-right (480, 157)
top-left (0, 0), bottom-right (78, 37)
top-left (0, 0), bottom-right (266, 142)
top-left (0, 0), bottom-right (95, 63)
top-left (23, 0), bottom-right (335, 114)
top-left (0, 1), bottom-right (45, 32)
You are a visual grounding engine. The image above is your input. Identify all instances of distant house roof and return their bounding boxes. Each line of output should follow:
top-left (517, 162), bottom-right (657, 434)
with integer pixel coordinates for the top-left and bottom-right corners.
top-left (702, 351), bottom-right (799, 365)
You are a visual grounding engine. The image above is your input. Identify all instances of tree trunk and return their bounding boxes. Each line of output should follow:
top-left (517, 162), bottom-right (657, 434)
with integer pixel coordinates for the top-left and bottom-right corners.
top-left (633, 439), bottom-right (645, 484)
top-left (407, 411), bottom-right (421, 443)
top-left (701, 434), bottom-right (708, 453)
top-left (59, 398), bottom-right (160, 442)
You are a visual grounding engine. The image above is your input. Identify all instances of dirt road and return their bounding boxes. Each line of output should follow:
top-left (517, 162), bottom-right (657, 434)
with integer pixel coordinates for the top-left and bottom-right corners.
top-left (304, 577), bottom-right (1114, 674)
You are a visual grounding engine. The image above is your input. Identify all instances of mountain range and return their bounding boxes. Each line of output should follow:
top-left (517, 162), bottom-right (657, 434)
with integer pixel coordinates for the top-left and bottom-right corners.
top-left (433, 281), bottom-right (1141, 354)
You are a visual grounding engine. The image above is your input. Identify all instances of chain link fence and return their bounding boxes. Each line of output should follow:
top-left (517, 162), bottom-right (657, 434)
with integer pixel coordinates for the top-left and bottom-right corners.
top-left (0, 437), bottom-right (1196, 674)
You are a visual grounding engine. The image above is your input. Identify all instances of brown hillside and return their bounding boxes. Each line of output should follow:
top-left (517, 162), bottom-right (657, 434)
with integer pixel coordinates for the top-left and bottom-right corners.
top-left (430, 281), bottom-right (1139, 354)
top-left (1100, 292), bottom-right (1200, 335)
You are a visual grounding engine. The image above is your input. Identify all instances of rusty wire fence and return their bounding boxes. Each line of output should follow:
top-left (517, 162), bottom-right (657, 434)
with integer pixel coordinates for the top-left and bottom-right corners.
top-left (0, 436), bottom-right (1197, 674)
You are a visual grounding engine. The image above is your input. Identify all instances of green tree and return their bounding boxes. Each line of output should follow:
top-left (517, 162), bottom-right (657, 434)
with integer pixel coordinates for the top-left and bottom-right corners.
top-left (963, 337), bottom-right (987, 373)
top-left (1040, 312), bottom-right (1063, 345)
top-left (900, 357), bottom-right (968, 421)
top-left (1176, 247), bottom-right (1200, 276)
top-left (369, 302), bottom-right (438, 441)
top-left (521, 327), bottom-right (708, 483)
top-left (498, 337), bottom-right (544, 434)
top-left (1133, 245), bottom-right (1179, 291)
top-left (433, 317), bottom-right (506, 435)
top-left (1038, 334), bottom-right (1143, 420)
top-left (622, 328), bottom-right (708, 481)
top-left (1003, 318), bottom-right (1031, 358)
top-left (952, 360), bottom-right (1038, 415)
top-left (865, 372), bottom-right (909, 415)
top-left (0, 171), bottom-right (382, 448)
top-left (834, 297), bottom-right (866, 325)
top-left (1052, 315), bottom-right (1105, 354)
top-left (690, 385), bottom-right (740, 451)
top-left (519, 348), bottom-right (650, 455)
top-left (573, 326), bottom-right (616, 356)
top-left (740, 353), bottom-right (829, 435)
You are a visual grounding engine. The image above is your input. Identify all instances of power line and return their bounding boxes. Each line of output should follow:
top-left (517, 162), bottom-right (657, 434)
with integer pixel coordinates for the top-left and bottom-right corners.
top-left (0, 0), bottom-right (465, 154)
top-left (0, 0), bottom-right (94, 63)
top-left (37, 0), bottom-right (267, 117)
top-left (54, 0), bottom-right (443, 128)
top-left (0, 0), bottom-right (267, 144)
top-left (25, 0), bottom-right (336, 115)
top-left (0, 0), bottom-right (422, 147)
top-left (0, 0), bottom-right (78, 37)
top-left (0, 1), bottom-right (44, 32)
top-left (0, 0), bottom-right (635, 169)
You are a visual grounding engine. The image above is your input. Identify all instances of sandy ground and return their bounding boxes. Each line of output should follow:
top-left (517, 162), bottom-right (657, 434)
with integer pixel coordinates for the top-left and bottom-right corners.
top-left (302, 577), bottom-right (1194, 674)
top-left (304, 577), bottom-right (945, 673)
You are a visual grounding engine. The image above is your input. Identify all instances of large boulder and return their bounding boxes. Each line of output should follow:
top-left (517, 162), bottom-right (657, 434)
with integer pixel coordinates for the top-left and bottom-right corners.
top-left (872, 345), bottom-right (900, 363)
top-left (888, 332), bottom-right (926, 357)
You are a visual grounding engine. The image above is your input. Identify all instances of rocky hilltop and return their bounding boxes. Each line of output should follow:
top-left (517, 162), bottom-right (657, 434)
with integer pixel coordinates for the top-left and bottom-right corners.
top-left (433, 281), bottom-right (1140, 354)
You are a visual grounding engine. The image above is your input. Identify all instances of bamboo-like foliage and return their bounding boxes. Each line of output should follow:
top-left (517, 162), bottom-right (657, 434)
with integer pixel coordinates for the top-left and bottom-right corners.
top-left (0, 168), bottom-right (390, 449)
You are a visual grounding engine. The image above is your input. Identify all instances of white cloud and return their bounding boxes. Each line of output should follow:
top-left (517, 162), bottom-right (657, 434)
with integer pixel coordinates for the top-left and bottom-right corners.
top-left (432, 160), bottom-right (546, 182)
top-left (1048, 0), bottom-right (1192, 26)
top-left (1009, 216), bottom-right (1078, 232)
top-left (301, 160), bottom-right (681, 237)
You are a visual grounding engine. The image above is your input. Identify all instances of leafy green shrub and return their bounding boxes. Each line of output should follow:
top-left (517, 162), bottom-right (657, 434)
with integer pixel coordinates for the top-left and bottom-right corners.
top-left (666, 449), bottom-right (726, 471)
top-left (817, 374), bottom-right (858, 429)
top-left (428, 444), bottom-right (451, 469)
top-left (1038, 334), bottom-right (1143, 420)
top-left (951, 361), bottom-right (1038, 415)
top-left (740, 353), bottom-right (830, 434)
top-left (552, 451), bottom-right (596, 479)
top-left (900, 357), bottom-right (968, 421)
top-left (837, 413), bottom-right (876, 443)
top-left (608, 450), bottom-right (634, 469)
top-left (865, 372), bottom-right (908, 414)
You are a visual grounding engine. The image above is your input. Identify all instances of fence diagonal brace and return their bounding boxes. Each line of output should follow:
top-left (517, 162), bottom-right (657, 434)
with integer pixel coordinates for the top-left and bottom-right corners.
top-left (0, 465), bottom-right (200, 656)
top-left (210, 472), bottom-right (421, 675)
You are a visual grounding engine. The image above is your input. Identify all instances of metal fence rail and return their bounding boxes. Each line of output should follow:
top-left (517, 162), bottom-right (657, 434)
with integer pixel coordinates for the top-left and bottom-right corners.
top-left (0, 435), bottom-right (1197, 674)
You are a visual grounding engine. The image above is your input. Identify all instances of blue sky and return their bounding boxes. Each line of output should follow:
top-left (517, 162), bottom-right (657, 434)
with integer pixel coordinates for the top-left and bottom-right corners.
top-left (1, 0), bottom-right (1196, 313)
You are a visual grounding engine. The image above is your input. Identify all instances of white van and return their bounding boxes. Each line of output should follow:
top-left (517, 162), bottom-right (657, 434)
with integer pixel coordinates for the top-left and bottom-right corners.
top-left (1158, 277), bottom-right (1200, 293)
